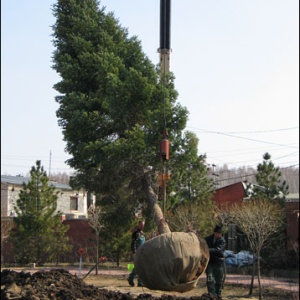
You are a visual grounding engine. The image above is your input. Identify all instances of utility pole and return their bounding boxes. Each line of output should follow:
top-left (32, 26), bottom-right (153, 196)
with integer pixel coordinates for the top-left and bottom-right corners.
top-left (212, 164), bottom-right (219, 188)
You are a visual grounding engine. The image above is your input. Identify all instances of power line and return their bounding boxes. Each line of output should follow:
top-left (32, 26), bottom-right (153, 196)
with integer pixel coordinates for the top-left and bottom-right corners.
top-left (206, 151), bottom-right (299, 169)
top-left (1, 154), bottom-right (70, 162)
top-left (1, 163), bottom-right (73, 173)
top-left (187, 126), bottom-right (298, 149)
top-left (214, 164), bottom-right (299, 183)
top-left (206, 147), bottom-right (298, 162)
top-left (187, 125), bottom-right (299, 167)
top-left (187, 126), bottom-right (299, 135)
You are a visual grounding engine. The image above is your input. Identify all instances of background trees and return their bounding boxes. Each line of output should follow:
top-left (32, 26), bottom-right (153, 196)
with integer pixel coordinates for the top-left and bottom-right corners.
top-left (9, 161), bottom-right (71, 265)
top-left (245, 153), bottom-right (290, 267)
top-left (208, 162), bottom-right (298, 192)
top-left (220, 154), bottom-right (291, 299)
top-left (48, 165), bottom-right (299, 194)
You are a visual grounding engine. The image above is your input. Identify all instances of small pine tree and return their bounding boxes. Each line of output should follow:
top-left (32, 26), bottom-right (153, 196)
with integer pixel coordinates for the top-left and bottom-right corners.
top-left (248, 152), bottom-right (289, 203)
top-left (10, 161), bottom-right (71, 265)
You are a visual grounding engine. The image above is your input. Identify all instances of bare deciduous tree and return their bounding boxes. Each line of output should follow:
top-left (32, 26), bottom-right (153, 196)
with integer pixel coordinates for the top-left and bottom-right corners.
top-left (168, 201), bottom-right (216, 237)
top-left (88, 205), bottom-right (105, 275)
top-left (1, 220), bottom-right (14, 266)
top-left (226, 198), bottom-right (285, 300)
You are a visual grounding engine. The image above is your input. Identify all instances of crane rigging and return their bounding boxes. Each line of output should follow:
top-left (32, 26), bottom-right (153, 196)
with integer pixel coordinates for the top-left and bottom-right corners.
top-left (134, 1), bottom-right (210, 292)
top-left (158, 0), bottom-right (171, 219)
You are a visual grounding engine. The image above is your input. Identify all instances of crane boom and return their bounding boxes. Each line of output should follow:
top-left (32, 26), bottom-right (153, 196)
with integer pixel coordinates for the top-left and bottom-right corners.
top-left (158, 0), bottom-right (171, 75)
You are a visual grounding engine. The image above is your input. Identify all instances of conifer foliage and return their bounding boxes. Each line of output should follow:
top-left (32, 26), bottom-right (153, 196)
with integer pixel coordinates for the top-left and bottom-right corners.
top-left (247, 152), bottom-right (289, 203)
top-left (10, 161), bottom-right (71, 265)
top-left (51, 0), bottom-right (215, 234)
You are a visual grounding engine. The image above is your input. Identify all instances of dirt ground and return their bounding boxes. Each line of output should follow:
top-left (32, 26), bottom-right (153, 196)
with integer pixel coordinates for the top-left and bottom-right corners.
top-left (1, 268), bottom-right (298, 300)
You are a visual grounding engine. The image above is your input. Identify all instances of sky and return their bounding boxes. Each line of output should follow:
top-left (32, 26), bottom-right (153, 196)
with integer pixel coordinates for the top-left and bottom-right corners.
top-left (1, 0), bottom-right (299, 176)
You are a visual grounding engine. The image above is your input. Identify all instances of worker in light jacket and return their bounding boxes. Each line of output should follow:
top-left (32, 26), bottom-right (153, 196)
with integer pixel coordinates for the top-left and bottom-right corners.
top-left (127, 220), bottom-right (146, 287)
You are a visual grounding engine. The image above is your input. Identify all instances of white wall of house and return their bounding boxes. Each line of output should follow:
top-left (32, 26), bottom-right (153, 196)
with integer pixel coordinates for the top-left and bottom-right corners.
top-left (1, 183), bottom-right (20, 217)
top-left (1, 183), bottom-right (10, 217)
top-left (1, 180), bottom-right (88, 219)
top-left (56, 190), bottom-right (87, 217)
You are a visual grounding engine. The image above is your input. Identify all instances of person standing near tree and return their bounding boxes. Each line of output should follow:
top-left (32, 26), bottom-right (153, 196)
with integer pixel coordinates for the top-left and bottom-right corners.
top-left (127, 220), bottom-right (146, 287)
top-left (205, 225), bottom-right (226, 300)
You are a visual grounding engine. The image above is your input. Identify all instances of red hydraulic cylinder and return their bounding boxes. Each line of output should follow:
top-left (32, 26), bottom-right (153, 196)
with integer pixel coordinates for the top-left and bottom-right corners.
top-left (160, 138), bottom-right (169, 161)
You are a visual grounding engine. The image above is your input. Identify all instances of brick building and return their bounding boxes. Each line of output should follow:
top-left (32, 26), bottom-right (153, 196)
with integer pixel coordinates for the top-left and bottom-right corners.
top-left (213, 181), bottom-right (247, 209)
top-left (285, 194), bottom-right (299, 250)
top-left (213, 182), bottom-right (299, 251)
top-left (1, 175), bottom-right (94, 265)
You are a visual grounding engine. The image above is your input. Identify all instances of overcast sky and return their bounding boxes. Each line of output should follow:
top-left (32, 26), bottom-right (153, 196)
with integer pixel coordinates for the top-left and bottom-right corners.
top-left (1, 0), bottom-right (299, 176)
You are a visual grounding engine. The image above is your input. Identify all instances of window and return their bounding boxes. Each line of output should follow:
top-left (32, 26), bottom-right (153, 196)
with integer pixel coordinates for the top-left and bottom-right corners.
top-left (70, 196), bottom-right (78, 211)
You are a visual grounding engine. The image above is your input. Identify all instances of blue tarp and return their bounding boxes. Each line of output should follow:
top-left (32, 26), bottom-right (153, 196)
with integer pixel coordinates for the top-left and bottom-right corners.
top-left (224, 250), bottom-right (254, 267)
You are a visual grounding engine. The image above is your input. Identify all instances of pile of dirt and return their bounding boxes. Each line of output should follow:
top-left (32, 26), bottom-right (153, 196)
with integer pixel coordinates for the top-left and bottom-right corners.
top-left (1, 269), bottom-right (217, 300)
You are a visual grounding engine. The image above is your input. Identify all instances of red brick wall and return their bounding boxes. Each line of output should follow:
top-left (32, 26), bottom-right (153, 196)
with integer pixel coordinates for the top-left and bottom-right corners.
top-left (285, 202), bottom-right (299, 250)
top-left (63, 219), bottom-right (95, 248)
top-left (213, 182), bottom-right (246, 209)
top-left (63, 219), bottom-right (97, 262)
top-left (1, 219), bottom-right (96, 264)
top-left (1, 219), bottom-right (15, 264)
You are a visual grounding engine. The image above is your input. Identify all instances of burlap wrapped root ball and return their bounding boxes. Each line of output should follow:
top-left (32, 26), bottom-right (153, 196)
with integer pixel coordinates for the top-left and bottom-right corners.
top-left (134, 231), bottom-right (209, 292)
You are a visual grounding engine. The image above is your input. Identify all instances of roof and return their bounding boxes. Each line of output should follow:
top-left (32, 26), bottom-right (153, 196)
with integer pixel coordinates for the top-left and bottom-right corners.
top-left (285, 193), bottom-right (299, 202)
top-left (216, 181), bottom-right (298, 202)
top-left (1, 175), bottom-right (72, 190)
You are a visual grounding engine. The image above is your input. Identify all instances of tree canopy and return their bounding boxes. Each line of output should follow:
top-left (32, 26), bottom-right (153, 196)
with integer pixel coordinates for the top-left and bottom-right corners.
top-left (246, 152), bottom-right (289, 203)
top-left (51, 0), bottom-right (215, 233)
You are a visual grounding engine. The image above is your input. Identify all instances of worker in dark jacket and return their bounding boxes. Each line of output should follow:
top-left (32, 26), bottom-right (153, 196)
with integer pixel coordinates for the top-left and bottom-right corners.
top-left (205, 225), bottom-right (226, 300)
top-left (127, 220), bottom-right (146, 287)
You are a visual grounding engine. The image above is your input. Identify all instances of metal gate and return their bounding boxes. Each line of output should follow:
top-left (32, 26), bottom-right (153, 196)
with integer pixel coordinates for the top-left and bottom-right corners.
top-left (227, 224), bottom-right (237, 252)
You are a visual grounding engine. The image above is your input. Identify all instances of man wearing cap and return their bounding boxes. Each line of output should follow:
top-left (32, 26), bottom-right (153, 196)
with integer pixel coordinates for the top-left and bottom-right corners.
top-left (205, 225), bottom-right (226, 300)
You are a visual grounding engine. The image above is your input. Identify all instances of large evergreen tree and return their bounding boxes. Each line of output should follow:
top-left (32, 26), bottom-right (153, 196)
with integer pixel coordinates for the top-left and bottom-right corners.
top-left (51, 0), bottom-right (214, 235)
top-left (10, 161), bottom-right (71, 265)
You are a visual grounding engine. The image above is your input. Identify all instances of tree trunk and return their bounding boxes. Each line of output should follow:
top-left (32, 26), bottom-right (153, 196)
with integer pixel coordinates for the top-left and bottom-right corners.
top-left (142, 173), bottom-right (171, 234)
top-left (257, 254), bottom-right (262, 300)
top-left (95, 237), bottom-right (99, 275)
top-left (249, 257), bottom-right (255, 295)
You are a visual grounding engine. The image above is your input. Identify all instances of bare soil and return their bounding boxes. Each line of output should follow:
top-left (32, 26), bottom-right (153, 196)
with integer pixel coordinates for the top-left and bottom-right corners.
top-left (1, 268), bottom-right (297, 300)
